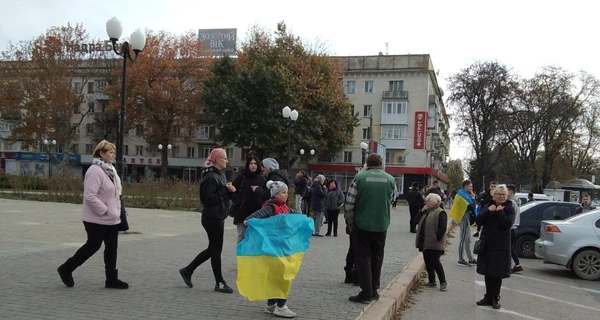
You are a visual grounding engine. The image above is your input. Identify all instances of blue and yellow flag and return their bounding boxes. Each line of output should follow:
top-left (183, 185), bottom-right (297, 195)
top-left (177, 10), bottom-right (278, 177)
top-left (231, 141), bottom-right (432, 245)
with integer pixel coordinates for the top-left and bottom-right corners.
top-left (236, 214), bottom-right (314, 301)
top-left (449, 189), bottom-right (474, 222)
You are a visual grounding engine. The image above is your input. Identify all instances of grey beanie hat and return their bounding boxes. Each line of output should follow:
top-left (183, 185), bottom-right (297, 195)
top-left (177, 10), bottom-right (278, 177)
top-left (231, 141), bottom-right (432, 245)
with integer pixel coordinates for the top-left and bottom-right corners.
top-left (267, 180), bottom-right (287, 198)
top-left (262, 158), bottom-right (279, 173)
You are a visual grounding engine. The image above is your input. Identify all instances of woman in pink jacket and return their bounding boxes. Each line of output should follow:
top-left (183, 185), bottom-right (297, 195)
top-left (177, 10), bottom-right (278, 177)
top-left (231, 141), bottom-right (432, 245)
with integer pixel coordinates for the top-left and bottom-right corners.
top-left (57, 140), bottom-right (128, 289)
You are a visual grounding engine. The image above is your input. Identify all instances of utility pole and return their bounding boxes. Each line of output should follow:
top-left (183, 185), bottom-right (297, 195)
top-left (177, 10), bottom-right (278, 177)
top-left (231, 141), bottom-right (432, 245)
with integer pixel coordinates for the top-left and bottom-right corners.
top-left (369, 115), bottom-right (373, 154)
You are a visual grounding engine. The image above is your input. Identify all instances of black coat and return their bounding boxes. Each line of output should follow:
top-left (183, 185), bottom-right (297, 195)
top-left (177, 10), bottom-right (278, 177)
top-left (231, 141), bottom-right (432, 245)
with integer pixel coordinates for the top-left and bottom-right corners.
top-left (257, 170), bottom-right (290, 202)
top-left (199, 166), bottom-right (231, 220)
top-left (406, 189), bottom-right (425, 211)
top-left (294, 176), bottom-right (308, 196)
top-left (476, 200), bottom-right (516, 279)
top-left (231, 169), bottom-right (266, 225)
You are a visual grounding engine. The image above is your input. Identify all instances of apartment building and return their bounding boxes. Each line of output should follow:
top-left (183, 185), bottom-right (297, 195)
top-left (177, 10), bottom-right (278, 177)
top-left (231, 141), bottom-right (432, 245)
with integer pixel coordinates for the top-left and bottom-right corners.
top-left (0, 54), bottom-right (449, 190)
top-left (309, 54), bottom-right (451, 194)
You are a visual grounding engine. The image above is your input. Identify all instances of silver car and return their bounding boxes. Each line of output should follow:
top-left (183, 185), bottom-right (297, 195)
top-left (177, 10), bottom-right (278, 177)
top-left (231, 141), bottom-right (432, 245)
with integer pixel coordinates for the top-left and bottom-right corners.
top-left (535, 209), bottom-right (600, 280)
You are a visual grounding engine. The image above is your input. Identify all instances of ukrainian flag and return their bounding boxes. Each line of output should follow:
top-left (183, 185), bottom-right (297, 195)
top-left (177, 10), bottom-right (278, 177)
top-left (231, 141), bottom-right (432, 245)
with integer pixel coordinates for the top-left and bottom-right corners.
top-left (449, 188), bottom-right (475, 222)
top-left (236, 214), bottom-right (314, 301)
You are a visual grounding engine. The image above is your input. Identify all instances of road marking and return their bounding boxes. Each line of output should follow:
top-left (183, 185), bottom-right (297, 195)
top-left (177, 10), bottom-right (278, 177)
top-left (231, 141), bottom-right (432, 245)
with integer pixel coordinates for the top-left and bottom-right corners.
top-left (475, 280), bottom-right (600, 312)
top-left (6, 210), bottom-right (23, 213)
top-left (62, 242), bottom-right (84, 247)
top-left (17, 222), bottom-right (40, 225)
top-left (154, 233), bottom-right (180, 237)
top-left (490, 308), bottom-right (546, 320)
top-left (512, 273), bottom-right (600, 294)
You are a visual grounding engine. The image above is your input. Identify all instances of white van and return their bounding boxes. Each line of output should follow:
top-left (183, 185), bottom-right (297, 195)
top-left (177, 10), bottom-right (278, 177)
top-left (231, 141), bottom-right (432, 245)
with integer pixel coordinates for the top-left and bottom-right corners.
top-left (515, 193), bottom-right (554, 206)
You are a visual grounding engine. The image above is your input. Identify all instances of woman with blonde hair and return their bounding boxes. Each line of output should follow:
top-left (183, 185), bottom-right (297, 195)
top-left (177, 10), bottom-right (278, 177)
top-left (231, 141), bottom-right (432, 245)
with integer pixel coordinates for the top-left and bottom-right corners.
top-left (57, 140), bottom-right (128, 289)
top-left (475, 184), bottom-right (515, 309)
top-left (310, 174), bottom-right (327, 237)
top-left (415, 193), bottom-right (448, 291)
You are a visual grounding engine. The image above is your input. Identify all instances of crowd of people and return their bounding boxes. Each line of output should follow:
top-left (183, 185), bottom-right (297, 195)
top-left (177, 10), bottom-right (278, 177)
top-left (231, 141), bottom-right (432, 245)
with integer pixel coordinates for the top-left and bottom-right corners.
top-left (58, 139), bottom-right (596, 316)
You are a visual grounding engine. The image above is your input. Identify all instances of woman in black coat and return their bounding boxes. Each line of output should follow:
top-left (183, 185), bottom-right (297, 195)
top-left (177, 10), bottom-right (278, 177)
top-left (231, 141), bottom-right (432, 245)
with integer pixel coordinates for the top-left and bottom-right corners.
top-left (475, 184), bottom-right (515, 310)
top-left (231, 154), bottom-right (266, 243)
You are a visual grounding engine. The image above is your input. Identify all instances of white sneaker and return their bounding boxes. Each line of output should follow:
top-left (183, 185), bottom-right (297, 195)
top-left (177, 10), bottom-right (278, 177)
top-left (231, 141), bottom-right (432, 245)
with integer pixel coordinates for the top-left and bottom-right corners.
top-left (264, 304), bottom-right (276, 314)
top-left (273, 305), bottom-right (297, 318)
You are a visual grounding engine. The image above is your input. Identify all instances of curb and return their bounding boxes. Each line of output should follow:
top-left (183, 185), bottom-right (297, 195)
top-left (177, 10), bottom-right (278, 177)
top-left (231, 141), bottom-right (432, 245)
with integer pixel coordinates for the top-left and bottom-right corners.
top-left (356, 220), bottom-right (456, 320)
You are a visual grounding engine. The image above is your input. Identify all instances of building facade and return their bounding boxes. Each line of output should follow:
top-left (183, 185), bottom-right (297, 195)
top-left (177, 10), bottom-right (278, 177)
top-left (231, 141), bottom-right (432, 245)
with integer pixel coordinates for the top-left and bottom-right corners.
top-left (0, 54), bottom-right (450, 192)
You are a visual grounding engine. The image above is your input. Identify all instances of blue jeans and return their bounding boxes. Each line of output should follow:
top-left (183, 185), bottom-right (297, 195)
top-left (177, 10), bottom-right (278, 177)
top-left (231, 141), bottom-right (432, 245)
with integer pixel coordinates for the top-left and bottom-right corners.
top-left (295, 195), bottom-right (303, 213)
top-left (268, 299), bottom-right (286, 308)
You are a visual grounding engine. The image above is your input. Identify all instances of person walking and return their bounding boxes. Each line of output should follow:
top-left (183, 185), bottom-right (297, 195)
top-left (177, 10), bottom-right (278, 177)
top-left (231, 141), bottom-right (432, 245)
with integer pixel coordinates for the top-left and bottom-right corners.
top-left (507, 184), bottom-right (523, 273)
top-left (293, 171), bottom-right (308, 213)
top-left (57, 140), bottom-right (129, 289)
top-left (231, 153), bottom-right (266, 243)
top-left (325, 180), bottom-right (344, 237)
top-left (406, 182), bottom-right (425, 233)
top-left (179, 148), bottom-right (235, 293)
top-left (415, 193), bottom-right (448, 291)
top-left (476, 185), bottom-right (516, 310)
top-left (310, 175), bottom-right (327, 237)
top-left (345, 154), bottom-right (396, 303)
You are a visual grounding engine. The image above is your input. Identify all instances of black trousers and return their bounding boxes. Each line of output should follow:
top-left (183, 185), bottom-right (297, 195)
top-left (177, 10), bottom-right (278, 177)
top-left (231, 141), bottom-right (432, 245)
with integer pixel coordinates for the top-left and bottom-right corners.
top-left (326, 209), bottom-right (340, 235)
top-left (345, 231), bottom-right (355, 270)
top-left (485, 276), bottom-right (503, 299)
top-left (69, 221), bottom-right (119, 271)
top-left (510, 229), bottom-right (520, 266)
top-left (423, 250), bottom-right (446, 283)
top-left (351, 226), bottom-right (387, 297)
top-left (186, 216), bottom-right (225, 284)
top-left (409, 207), bottom-right (419, 231)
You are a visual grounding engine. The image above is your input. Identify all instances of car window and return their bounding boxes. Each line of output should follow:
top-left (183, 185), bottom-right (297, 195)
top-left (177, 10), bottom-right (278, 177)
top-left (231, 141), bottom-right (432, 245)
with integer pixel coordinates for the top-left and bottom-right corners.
top-left (596, 219), bottom-right (600, 228)
top-left (520, 201), bottom-right (541, 211)
top-left (542, 205), bottom-right (571, 220)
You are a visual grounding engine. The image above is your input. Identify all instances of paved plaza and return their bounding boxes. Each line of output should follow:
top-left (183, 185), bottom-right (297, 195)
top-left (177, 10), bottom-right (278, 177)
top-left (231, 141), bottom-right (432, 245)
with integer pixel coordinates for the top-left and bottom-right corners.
top-left (0, 198), bottom-right (417, 320)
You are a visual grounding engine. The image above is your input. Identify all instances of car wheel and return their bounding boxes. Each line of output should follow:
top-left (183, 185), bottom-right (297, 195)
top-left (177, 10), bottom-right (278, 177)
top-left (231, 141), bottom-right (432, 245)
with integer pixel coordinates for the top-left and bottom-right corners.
top-left (572, 250), bottom-right (600, 281)
top-left (516, 234), bottom-right (537, 259)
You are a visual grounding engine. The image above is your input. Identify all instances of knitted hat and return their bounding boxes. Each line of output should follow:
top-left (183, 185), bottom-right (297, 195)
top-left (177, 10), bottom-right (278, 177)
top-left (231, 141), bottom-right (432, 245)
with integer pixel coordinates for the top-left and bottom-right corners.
top-left (267, 180), bottom-right (287, 198)
top-left (262, 158), bottom-right (279, 173)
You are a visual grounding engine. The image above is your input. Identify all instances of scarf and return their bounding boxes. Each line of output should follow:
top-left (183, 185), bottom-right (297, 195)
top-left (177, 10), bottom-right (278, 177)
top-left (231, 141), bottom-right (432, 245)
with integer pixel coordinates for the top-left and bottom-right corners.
top-left (92, 157), bottom-right (122, 197)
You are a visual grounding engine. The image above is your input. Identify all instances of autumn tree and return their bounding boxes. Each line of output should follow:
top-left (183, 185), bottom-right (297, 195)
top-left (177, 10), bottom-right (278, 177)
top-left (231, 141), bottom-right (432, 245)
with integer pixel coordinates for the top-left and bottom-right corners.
top-left (446, 159), bottom-right (465, 193)
top-left (202, 23), bottom-right (357, 166)
top-left (0, 23), bottom-right (114, 161)
top-left (107, 30), bottom-right (211, 180)
top-left (447, 61), bottom-right (519, 189)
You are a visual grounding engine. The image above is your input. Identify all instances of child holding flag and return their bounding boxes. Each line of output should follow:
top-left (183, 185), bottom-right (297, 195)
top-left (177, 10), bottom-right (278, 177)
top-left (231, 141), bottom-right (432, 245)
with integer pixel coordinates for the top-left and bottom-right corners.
top-left (240, 180), bottom-right (313, 318)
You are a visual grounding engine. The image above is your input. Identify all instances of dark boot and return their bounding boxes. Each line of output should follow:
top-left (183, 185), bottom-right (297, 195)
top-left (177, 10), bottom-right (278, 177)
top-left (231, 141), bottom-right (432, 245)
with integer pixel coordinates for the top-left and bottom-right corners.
top-left (179, 268), bottom-right (193, 288)
top-left (57, 258), bottom-right (77, 287)
top-left (105, 270), bottom-right (129, 289)
top-left (344, 267), bottom-right (353, 284)
top-left (476, 294), bottom-right (492, 306)
top-left (492, 296), bottom-right (501, 309)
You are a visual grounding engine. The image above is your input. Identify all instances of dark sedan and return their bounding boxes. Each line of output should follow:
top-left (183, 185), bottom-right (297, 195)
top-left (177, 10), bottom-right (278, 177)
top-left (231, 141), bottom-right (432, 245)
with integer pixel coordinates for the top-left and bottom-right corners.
top-left (516, 201), bottom-right (583, 258)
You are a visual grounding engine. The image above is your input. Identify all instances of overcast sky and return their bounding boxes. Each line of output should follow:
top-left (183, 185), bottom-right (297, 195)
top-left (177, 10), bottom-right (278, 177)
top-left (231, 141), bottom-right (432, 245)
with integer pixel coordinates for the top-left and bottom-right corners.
top-left (1, 0), bottom-right (596, 161)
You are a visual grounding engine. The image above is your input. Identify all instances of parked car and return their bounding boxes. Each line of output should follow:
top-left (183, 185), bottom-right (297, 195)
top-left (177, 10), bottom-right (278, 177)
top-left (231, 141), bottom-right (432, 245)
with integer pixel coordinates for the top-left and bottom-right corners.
top-left (535, 209), bottom-right (600, 280)
top-left (515, 192), bottom-right (554, 205)
top-left (515, 201), bottom-right (583, 258)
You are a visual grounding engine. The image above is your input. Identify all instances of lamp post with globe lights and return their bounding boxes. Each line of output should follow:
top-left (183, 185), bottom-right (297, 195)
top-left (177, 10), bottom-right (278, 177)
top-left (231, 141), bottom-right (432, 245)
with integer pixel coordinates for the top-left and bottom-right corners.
top-left (282, 106), bottom-right (299, 171)
top-left (157, 144), bottom-right (172, 181)
top-left (43, 139), bottom-right (57, 178)
top-left (106, 17), bottom-right (146, 179)
top-left (360, 141), bottom-right (369, 167)
top-left (299, 148), bottom-right (315, 169)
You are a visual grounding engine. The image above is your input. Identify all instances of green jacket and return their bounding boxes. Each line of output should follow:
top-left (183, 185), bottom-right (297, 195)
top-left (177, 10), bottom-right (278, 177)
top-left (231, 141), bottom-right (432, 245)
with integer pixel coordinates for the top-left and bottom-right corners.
top-left (348, 167), bottom-right (395, 232)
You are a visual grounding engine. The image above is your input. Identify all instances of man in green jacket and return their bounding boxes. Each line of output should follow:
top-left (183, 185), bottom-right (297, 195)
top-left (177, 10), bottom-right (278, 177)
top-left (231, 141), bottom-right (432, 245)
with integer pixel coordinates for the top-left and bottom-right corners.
top-left (344, 154), bottom-right (396, 303)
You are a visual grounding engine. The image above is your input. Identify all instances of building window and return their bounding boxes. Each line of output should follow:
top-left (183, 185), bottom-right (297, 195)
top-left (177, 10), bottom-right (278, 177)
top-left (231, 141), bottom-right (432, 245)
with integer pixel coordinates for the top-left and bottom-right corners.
top-left (396, 175), bottom-right (404, 194)
top-left (201, 146), bottom-right (215, 158)
top-left (350, 105), bottom-right (355, 115)
top-left (343, 151), bottom-right (352, 163)
top-left (383, 125), bottom-right (408, 139)
top-left (4, 141), bottom-right (19, 151)
top-left (346, 80), bottom-right (356, 94)
top-left (389, 80), bottom-right (404, 91)
top-left (383, 101), bottom-right (407, 114)
top-left (135, 145), bottom-right (144, 156)
top-left (70, 144), bottom-right (79, 154)
top-left (385, 152), bottom-right (392, 164)
top-left (88, 102), bottom-right (95, 113)
top-left (73, 82), bottom-right (82, 92)
top-left (73, 105), bottom-right (80, 114)
top-left (364, 81), bottom-right (374, 93)
top-left (124, 145), bottom-right (129, 156)
top-left (87, 82), bottom-right (94, 94)
top-left (196, 126), bottom-right (211, 139)
top-left (226, 148), bottom-right (234, 160)
top-left (135, 125), bottom-right (144, 136)
top-left (362, 128), bottom-right (371, 140)
top-left (363, 105), bottom-right (372, 117)
top-left (85, 144), bottom-right (93, 154)
top-left (96, 81), bottom-right (108, 91)
top-left (85, 123), bottom-right (94, 134)
top-left (71, 123), bottom-right (80, 134)
top-left (187, 146), bottom-right (196, 158)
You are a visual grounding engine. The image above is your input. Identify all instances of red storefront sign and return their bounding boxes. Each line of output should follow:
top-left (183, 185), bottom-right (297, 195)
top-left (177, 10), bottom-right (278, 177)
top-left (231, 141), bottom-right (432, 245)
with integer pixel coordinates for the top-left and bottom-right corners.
top-left (414, 111), bottom-right (427, 149)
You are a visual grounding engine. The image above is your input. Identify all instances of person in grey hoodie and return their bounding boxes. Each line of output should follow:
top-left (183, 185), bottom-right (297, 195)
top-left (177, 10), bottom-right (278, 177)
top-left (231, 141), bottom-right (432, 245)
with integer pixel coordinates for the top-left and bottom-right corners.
top-left (325, 180), bottom-right (345, 237)
top-left (257, 158), bottom-right (290, 203)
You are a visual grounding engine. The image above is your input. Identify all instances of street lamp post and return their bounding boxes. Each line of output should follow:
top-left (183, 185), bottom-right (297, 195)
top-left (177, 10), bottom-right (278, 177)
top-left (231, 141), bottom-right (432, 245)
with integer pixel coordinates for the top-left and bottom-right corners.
top-left (282, 106), bottom-right (299, 171)
top-left (157, 144), bottom-right (172, 181)
top-left (300, 148), bottom-right (315, 170)
top-left (106, 17), bottom-right (146, 179)
top-left (360, 141), bottom-right (369, 167)
top-left (43, 139), bottom-right (56, 178)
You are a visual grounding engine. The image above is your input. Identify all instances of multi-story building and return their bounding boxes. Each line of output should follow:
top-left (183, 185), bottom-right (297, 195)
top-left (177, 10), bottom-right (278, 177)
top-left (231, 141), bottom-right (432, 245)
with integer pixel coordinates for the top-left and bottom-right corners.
top-left (0, 54), bottom-right (449, 193)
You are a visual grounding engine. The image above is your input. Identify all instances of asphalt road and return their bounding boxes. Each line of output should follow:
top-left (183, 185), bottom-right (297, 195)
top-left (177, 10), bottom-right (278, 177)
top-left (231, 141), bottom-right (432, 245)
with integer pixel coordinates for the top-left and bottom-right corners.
top-left (402, 227), bottom-right (600, 320)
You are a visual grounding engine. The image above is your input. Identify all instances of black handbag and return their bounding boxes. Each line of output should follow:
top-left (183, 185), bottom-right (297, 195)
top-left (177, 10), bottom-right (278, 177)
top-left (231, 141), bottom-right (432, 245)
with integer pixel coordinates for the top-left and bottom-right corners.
top-left (227, 177), bottom-right (243, 218)
top-left (473, 237), bottom-right (486, 255)
top-left (118, 198), bottom-right (129, 232)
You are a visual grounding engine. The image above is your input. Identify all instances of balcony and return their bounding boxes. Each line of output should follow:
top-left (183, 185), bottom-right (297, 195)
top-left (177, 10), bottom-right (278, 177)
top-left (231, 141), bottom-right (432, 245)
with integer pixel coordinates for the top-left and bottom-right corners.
top-left (382, 91), bottom-right (408, 100)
